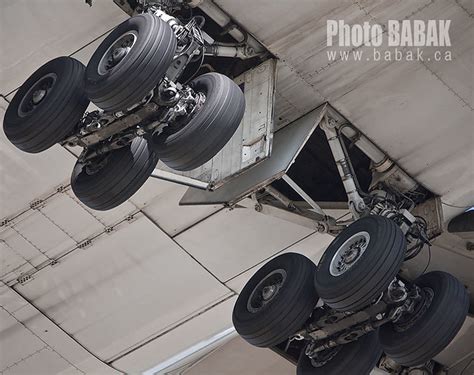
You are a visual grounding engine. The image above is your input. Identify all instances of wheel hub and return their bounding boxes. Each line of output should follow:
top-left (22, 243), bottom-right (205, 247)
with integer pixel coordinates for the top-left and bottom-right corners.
top-left (329, 231), bottom-right (370, 277)
top-left (341, 247), bottom-right (361, 264)
top-left (18, 73), bottom-right (57, 117)
top-left (98, 31), bottom-right (137, 75)
top-left (112, 47), bottom-right (128, 63)
top-left (31, 89), bottom-right (47, 104)
top-left (247, 269), bottom-right (287, 313)
top-left (262, 285), bottom-right (277, 300)
top-left (393, 287), bottom-right (434, 332)
top-left (84, 154), bottom-right (109, 176)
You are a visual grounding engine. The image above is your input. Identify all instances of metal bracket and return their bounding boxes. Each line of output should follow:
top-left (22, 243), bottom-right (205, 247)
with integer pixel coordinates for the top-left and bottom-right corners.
top-left (17, 274), bottom-right (34, 285)
top-left (104, 226), bottom-right (115, 235)
top-left (29, 199), bottom-right (46, 210)
top-left (77, 239), bottom-right (93, 249)
top-left (412, 197), bottom-right (444, 240)
top-left (55, 185), bottom-right (69, 194)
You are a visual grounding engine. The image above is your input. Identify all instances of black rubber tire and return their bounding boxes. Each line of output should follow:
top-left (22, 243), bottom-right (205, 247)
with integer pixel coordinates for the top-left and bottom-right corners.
top-left (71, 137), bottom-right (159, 211)
top-left (314, 215), bottom-right (406, 312)
top-left (4, 56), bottom-right (89, 153)
top-left (85, 14), bottom-right (177, 112)
top-left (379, 271), bottom-right (469, 366)
top-left (232, 253), bottom-right (318, 348)
top-left (297, 331), bottom-right (382, 375)
top-left (153, 72), bottom-right (245, 171)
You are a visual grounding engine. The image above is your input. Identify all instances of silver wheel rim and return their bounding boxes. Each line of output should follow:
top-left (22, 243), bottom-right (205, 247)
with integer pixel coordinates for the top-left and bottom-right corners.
top-left (98, 31), bottom-right (138, 75)
top-left (329, 231), bottom-right (370, 276)
top-left (18, 73), bottom-right (57, 117)
top-left (247, 269), bottom-right (287, 313)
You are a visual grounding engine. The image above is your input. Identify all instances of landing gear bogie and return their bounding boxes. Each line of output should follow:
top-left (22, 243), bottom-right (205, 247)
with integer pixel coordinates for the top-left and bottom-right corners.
top-left (4, 4), bottom-right (245, 211)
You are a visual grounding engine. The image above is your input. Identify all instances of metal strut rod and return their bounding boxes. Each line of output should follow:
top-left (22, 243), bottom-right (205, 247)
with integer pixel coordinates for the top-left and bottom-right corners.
top-left (321, 116), bottom-right (366, 219)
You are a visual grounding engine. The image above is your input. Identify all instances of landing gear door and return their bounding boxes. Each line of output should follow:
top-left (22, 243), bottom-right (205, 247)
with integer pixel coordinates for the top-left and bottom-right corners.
top-left (153, 58), bottom-right (277, 190)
